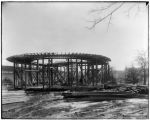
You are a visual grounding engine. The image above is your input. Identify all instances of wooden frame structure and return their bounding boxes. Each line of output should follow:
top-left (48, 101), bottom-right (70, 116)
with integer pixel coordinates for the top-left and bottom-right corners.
top-left (7, 53), bottom-right (111, 89)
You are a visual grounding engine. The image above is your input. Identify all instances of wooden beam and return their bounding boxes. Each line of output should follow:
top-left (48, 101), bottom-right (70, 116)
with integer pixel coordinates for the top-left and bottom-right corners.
top-left (36, 59), bottom-right (39, 86)
top-left (13, 62), bottom-right (16, 89)
top-left (71, 59), bottom-right (73, 86)
top-left (102, 65), bottom-right (105, 84)
top-left (25, 64), bottom-right (27, 89)
top-left (42, 58), bottom-right (44, 89)
top-left (21, 64), bottom-right (23, 88)
top-left (25, 70), bottom-right (39, 72)
top-left (48, 59), bottom-right (50, 88)
top-left (64, 66), bottom-right (66, 82)
top-left (76, 59), bottom-right (78, 86)
top-left (51, 59), bottom-right (53, 86)
top-left (85, 63), bottom-right (87, 85)
top-left (67, 59), bottom-right (69, 86)
top-left (96, 62), bottom-right (98, 85)
top-left (92, 65), bottom-right (94, 86)
top-left (29, 63), bottom-right (32, 86)
top-left (108, 64), bottom-right (110, 81)
top-left (87, 64), bottom-right (90, 85)
top-left (81, 59), bottom-right (83, 85)
top-left (15, 63), bottom-right (17, 88)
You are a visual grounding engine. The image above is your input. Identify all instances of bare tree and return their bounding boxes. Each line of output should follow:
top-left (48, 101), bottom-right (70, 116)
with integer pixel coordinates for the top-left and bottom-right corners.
top-left (136, 50), bottom-right (148, 85)
top-left (124, 66), bottom-right (140, 85)
top-left (87, 2), bottom-right (148, 30)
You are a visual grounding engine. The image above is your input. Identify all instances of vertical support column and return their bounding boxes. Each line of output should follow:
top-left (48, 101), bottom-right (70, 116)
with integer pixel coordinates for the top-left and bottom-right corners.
top-left (70, 59), bottom-right (73, 86)
top-left (84, 63), bottom-right (87, 85)
top-left (106, 64), bottom-right (108, 82)
top-left (92, 64), bottom-right (94, 86)
top-left (48, 59), bottom-right (51, 88)
top-left (96, 62), bottom-right (98, 85)
top-left (80, 59), bottom-right (83, 85)
top-left (25, 64), bottom-right (27, 89)
top-left (87, 64), bottom-right (90, 85)
top-left (17, 64), bottom-right (20, 88)
top-left (76, 59), bottom-right (78, 86)
top-left (29, 63), bottom-right (32, 86)
top-left (102, 65), bottom-right (104, 84)
top-left (21, 64), bottom-right (23, 88)
top-left (64, 66), bottom-right (66, 82)
top-left (107, 64), bottom-right (109, 82)
top-left (15, 63), bottom-right (18, 88)
top-left (13, 62), bottom-right (16, 89)
top-left (67, 59), bottom-right (69, 86)
top-left (104, 64), bottom-right (106, 84)
top-left (42, 58), bottom-right (45, 89)
top-left (99, 65), bottom-right (102, 85)
top-left (36, 59), bottom-right (39, 86)
top-left (15, 63), bottom-right (17, 88)
top-left (51, 59), bottom-right (53, 86)
top-left (104, 64), bottom-right (107, 82)
top-left (108, 64), bottom-right (110, 81)
top-left (55, 66), bottom-right (58, 84)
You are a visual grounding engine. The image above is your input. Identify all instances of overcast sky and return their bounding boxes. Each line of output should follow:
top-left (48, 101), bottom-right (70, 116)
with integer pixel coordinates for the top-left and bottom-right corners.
top-left (2, 2), bottom-right (148, 70)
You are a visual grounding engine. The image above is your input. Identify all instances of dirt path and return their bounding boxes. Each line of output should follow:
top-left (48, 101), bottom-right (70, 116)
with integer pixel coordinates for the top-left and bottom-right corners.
top-left (2, 92), bottom-right (148, 119)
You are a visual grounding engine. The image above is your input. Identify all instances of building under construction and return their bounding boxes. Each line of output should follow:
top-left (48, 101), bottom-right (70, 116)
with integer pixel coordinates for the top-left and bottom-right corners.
top-left (7, 53), bottom-right (111, 90)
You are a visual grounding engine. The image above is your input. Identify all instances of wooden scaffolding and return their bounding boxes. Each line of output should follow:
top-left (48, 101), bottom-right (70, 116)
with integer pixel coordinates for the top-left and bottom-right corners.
top-left (7, 53), bottom-right (111, 89)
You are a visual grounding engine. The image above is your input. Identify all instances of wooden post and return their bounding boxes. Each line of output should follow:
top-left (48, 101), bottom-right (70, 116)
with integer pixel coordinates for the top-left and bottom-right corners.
top-left (103, 65), bottom-right (106, 84)
top-left (104, 64), bottom-right (107, 83)
top-left (15, 63), bottom-right (18, 88)
top-left (42, 58), bottom-right (44, 89)
top-left (56, 66), bottom-right (59, 84)
top-left (25, 64), bottom-right (27, 89)
top-left (36, 59), bottom-right (39, 86)
top-left (28, 63), bottom-right (32, 86)
top-left (99, 65), bottom-right (102, 85)
top-left (101, 65), bottom-right (104, 84)
top-left (76, 59), bottom-right (78, 86)
top-left (50, 68), bottom-right (53, 87)
top-left (15, 63), bottom-right (17, 88)
top-left (21, 64), bottom-right (23, 88)
top-left (71, 59), bottom-right (73, 86)
top-left (87, 64), bottom-right (90, 85)
top-left (96, 62), bottom-right (98, 85)
top-left (67, 59), bottom-right (69, 86)
top-left (64, 66), bottom-right (66, 82)
top-left (108, 64), bottom-right (110, 81)
top-left (81, 59), bottom-right (83, 85)
top-left (84, 63), bottom-right (87, 85)
top-left (48, 59), bottom-right (51, 88)
top-left (106, 64), bottom-right (108, 82)
top-left (51, 59), bottom-right (53, 86)
top-left (13, 62), bottom-right (16, 89)
top-left (92, 64), bottom-right (94, 86)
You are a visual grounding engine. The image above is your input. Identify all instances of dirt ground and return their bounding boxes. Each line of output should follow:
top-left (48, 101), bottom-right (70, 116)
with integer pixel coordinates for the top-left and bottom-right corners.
top-left (2, 92), bottom-right (148, 119)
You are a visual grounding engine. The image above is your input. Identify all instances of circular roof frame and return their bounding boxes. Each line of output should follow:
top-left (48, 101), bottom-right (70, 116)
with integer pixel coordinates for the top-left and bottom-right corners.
top-left (7, 52), bottom-right (111, 65)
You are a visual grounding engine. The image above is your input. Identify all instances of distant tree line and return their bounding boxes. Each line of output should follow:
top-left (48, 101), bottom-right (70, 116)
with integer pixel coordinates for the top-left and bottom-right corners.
top-left (111, 50), bottom-right (148, 85)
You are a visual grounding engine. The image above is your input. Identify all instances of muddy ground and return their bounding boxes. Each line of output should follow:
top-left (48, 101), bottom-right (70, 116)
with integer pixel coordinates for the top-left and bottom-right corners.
top-left (2, 92), bottom-right (148, 119)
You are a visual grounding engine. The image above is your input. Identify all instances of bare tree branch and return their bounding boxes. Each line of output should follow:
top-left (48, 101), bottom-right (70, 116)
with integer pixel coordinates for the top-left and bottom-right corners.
top-left (89, 3), bottom-right (116, 13)
top-left (87, 2), bottom-right (124, 30)
top-left (107, 13), bottom-right (112, 32)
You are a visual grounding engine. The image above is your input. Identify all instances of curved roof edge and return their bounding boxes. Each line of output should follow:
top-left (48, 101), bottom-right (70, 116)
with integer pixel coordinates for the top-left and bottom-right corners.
top-left (7, 52), bottom-right (111, 64)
